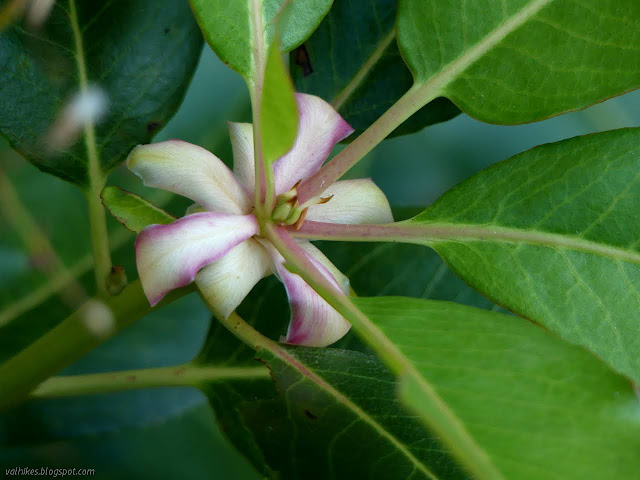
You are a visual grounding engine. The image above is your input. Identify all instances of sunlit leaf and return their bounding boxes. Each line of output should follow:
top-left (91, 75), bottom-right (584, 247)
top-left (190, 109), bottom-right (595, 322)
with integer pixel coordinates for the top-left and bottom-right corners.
top-left (406, 127), bottom-right (640, 383)
top-left (397, 0), bottom-right (640, 123)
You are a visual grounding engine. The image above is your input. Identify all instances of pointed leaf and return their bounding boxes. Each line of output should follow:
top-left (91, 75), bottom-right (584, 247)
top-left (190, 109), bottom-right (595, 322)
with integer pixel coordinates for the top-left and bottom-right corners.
top-left (261, 40), bottom-right (298, 165)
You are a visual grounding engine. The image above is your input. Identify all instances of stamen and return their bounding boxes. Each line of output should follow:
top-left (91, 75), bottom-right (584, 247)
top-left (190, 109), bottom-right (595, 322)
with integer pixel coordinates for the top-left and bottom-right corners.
top-left (294, 208), bottom-right (309, 230)
top-left (298, 194), bottom-right (334, 210)
top-left (273, 184), bottom-right (333, 229)
top-left (276, 179), bottom-right (302, 205)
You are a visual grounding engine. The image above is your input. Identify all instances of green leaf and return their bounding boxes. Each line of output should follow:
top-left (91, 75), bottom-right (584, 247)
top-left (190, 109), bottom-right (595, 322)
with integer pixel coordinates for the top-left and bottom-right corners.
top-left (397, 0), bottom-right (640, 123)
top-left (407, 127), bottom-right (640, 384)
top-left (190, 0), bottom-right (332, 81)
top-left (198, 283), bottom-right (465, 480)
top-left (261, 40), bottom-right (298, 165)
top-left (0, 0), bottom-right (202, 187)
top-left (201, 280), bottom-right (640, 479)
top-left (352, 296), bottom-right (640, 480)
top-left (291, 0), bottom-right (459, 137)
top-left (244, 348), bottom-right (468, 480)
top-left (101, 186), bottom-right (174, 233)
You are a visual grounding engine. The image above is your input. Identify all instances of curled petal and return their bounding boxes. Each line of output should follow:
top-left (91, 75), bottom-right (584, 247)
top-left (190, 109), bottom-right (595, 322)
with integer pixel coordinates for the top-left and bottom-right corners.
top-left (127, 140), bottom-right (251, 215)
top-left (196, 239), bottom-right (271, 319)
top-left (306, 178), bottom-right (393, 224)
top-left (228, 122), bottom-right (256, 195)
top-left (261, 241), bottom-right (351, 347)
top-left (273, 93), bottom-right (354, 194)
top-left (136, 212), bottom-right (258, 306)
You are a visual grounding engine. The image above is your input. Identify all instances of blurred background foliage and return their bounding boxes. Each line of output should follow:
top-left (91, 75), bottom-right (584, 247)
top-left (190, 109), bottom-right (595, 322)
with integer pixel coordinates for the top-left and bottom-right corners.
top-left (1, 44), bottom-right (639, 478)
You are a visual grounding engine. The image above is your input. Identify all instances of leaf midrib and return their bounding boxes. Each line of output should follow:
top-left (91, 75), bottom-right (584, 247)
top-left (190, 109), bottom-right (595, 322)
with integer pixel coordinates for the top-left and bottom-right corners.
top-left (268, 347), bottom-right (441, 480)
top-left (413, 0), bottom-right (554, 97)
top-left (410, 222), bottom-right (640, 264)
top-left (331, 27), bottom-right (396, 111)
top-left (295, 220), bottom-right (640, 265)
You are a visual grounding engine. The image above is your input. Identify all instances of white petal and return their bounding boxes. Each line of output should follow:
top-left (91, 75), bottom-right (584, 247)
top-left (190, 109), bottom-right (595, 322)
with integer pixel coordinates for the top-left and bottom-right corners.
top-left (297, 241), bottom-right (350, 294)
top-left (229, 122), bottom-right (256, 195)
top-left (273, 93), bottom-right (354, 194)
top-left (127, 140), bottom-right (251, 215)
top-left (306, 178), bottom-right (393, 224)
top-left (262, 241), bottom-right (351, 347)
top-left (136, 212), bottom-right (258, 306)
top-left (196, 238), bottom-right (271, 319)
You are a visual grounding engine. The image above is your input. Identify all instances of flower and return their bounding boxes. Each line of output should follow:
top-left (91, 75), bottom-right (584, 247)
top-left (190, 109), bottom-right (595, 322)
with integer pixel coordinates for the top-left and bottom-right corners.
top-left (127, 93), bottom-right (392, 347)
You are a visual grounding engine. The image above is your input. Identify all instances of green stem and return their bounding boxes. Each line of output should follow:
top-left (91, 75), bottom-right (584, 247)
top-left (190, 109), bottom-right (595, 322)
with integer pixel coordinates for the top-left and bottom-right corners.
top-left (213, 309), bottom-right (280, 352)
top-left (69, 0), bottom-right (112, 296)
top-left (211, 309), bottom-right (443, 480)
top-left (86, 186), bottom-right (112, 296)
top-left (0, 280), bottom-right (194, 410)
top-left (31, 364), bottom-right (269, 398)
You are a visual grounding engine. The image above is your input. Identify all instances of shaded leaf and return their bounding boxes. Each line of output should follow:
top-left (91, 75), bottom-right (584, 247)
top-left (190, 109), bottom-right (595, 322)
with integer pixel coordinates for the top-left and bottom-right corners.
top-left (0, 0), bottom-right (202, 186)
top-left (198, 281), bottom-right (466, 480)
top-left (292, 0), bottom-right (459, 137)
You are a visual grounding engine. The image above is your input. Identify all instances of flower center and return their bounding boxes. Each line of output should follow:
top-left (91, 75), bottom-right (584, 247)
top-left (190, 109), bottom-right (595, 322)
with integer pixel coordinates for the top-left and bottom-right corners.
top-left (271, 182), bottom-right (333, 230)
